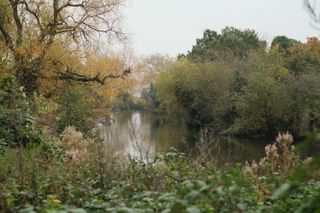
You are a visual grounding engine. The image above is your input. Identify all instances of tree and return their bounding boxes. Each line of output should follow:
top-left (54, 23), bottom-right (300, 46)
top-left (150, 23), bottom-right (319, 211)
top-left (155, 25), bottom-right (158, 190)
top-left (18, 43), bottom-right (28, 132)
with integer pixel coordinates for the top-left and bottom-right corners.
top-left (271, 36), bottom-right (299, 54)
top-left (285, 37), bottom-right (320, 75)
top-left (233, 49), bottom-right (320, 136)
top-left (234, 69), bottom-right (296, 136)
top-left (157, 48), bottom-right (320, 137)
top-left (140, 82), bottom-right (162, 112)
top-left (182, 27), bottom-right (266, 62)
top-left (56, 83), bottom-right (94, 135)
top-left (142, 54), bottom-right (174, 74)
top-left (0, 0), bottom-right (127, 96)
top-left (156, 59), bottom-right (235, 129)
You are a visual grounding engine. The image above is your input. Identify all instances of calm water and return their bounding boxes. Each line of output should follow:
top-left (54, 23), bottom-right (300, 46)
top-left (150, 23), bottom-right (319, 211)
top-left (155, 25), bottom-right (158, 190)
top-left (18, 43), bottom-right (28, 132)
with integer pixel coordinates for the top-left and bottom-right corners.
top-left (96, 111), bottom-right (268, 164)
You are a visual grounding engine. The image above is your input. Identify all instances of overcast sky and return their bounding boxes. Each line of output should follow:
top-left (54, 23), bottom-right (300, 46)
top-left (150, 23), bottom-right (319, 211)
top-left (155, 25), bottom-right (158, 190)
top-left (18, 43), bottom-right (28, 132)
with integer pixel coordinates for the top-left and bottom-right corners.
top-left (123, 0), bottom-right (319, 57)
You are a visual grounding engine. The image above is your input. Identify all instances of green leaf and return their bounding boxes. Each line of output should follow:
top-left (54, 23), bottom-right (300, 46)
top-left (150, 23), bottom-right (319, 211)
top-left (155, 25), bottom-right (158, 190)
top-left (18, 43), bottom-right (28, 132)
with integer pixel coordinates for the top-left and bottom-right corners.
top-left (271, 183), bottom-right (292, 200)
top-left (186, 206), bottom-right (201, 213)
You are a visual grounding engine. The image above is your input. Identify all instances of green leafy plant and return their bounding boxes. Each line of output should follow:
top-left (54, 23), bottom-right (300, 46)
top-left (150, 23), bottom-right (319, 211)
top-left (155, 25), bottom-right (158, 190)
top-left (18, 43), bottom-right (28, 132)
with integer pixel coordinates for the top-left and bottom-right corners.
top-left (0, 75), bottom-right (37, 147)
top-left (56, 85), bottom-right (95, 136)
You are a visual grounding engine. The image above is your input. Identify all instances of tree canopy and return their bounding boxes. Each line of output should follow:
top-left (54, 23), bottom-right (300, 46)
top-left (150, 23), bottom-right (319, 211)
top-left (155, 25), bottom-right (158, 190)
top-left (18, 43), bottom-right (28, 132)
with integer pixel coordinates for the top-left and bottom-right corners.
top-left (0, 0), bottom-right (126, 95)
top-left (182, 27), bottom-right (266, 62)
top-left (271, 35), bottom-right (299, 54)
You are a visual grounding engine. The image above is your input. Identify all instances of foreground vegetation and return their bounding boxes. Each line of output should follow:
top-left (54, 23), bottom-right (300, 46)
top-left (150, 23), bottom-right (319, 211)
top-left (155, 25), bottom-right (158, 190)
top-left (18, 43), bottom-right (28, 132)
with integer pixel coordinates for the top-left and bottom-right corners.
top-left (0, 127), bottom-right (319, 212)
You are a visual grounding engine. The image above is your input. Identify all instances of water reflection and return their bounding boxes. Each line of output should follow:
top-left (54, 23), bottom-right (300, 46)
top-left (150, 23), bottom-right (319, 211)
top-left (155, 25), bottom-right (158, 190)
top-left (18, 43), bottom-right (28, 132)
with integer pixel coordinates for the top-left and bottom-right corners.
top-left (96, 111), bottom-right (267, 163)
top-left (97, 111), bottom-right (186, 159)
top-left (187, 136), bottom-right (267, 166)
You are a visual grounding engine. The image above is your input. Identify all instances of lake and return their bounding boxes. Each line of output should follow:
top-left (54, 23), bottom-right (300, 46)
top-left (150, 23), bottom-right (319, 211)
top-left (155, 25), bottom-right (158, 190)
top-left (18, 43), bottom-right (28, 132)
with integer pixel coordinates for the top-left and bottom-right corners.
top-left (95, 110), bottom-right (269, 164)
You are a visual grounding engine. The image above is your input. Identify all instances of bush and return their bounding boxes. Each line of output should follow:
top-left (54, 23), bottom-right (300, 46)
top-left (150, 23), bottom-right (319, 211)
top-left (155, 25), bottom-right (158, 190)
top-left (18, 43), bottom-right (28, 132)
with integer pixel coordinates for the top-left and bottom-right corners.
top-left (156, 59), bottom-right (234, 129)
top-left (56, 85), bottom-right (95, 136)
top-left (55, 126), bottom-right (94, 165)
top-left (233, 61), bottom-right (297, 135)
top-left (0, 75), bottom-right (37, 148)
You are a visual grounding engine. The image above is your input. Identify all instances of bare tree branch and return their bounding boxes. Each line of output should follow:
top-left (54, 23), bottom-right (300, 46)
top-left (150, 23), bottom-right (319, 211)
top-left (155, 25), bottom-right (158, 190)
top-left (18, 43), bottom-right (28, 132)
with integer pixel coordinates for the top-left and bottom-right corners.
top-left (51, 60), bottom-right (131, 85)
top-left (55, 69), bottom-right (108, 84)
top-left (21, 1), bottom-right (44, 38)
top-left (304, 0), bottom-right (320, 30)
top-left (0, 22), bottom-right (14, 51)
top-left (8, 0), bottom-right (23, 45)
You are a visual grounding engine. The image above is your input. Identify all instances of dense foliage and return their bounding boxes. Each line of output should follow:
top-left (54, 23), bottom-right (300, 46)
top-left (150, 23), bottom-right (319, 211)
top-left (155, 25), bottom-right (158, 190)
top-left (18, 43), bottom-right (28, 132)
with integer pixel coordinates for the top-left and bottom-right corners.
top-left (0, 75), bottom-right (42, 148)
top-left (156, 28), bottom-right (320, 137)
top-left (0, 129), bottom-right (319, 212)
top-left (56, 84), bottom-right (95, 136)
top-left (181, 27), bottom-right (266, 61)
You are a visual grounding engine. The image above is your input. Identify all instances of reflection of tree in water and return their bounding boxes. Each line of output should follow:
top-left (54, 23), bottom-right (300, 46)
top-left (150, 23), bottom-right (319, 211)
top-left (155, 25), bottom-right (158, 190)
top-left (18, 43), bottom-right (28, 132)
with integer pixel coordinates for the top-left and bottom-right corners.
top-left (149, 115), bottom-right (191, 152)
top-left (192, 128), bottom-right (268, 167)
top-left (127, 112), bottom-right (155, 160)
top-left (96, 111), bottom-right (267, 164)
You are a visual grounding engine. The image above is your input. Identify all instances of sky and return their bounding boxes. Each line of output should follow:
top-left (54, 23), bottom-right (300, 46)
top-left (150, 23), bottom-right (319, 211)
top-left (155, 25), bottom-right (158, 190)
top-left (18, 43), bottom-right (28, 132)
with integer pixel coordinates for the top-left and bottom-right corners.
top-left (122, 0), bottom-right (320, 57)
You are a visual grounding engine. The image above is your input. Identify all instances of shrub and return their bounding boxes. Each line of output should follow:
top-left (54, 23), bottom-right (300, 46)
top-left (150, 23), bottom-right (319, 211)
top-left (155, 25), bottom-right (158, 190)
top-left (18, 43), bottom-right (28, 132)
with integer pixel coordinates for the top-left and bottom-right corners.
top-left (0, 75), bottom-right (37, 147)
top-left (34, 95), bottom-right (59, 135)
top-left (55, 126), bottom-right (94, 165)
top-left (156, 59), bottom-right (234, 129)
top-left (56, 85), bottom-right (95, 136)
